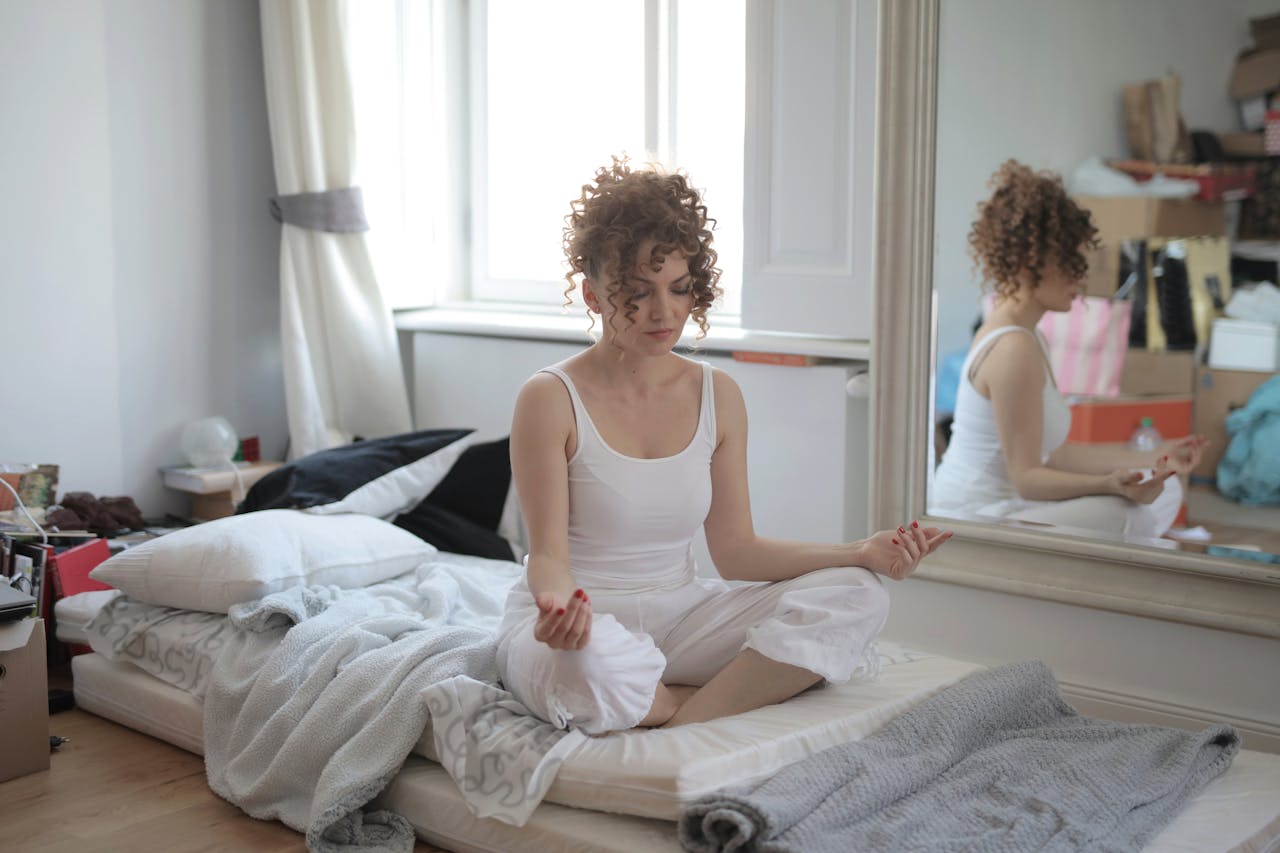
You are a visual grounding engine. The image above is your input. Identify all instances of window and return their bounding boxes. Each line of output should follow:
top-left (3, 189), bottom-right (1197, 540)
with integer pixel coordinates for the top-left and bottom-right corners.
top-left (350, 0), bottom-right (745, 315)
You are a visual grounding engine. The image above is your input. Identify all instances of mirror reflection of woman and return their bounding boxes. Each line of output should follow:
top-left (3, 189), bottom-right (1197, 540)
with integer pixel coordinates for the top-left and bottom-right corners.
top-left (931, 160), bottom-right (1207, 543)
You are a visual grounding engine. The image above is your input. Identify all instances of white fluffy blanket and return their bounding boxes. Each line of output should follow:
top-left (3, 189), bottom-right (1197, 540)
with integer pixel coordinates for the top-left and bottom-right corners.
top-left (203, 554), bottom-right (584, 852)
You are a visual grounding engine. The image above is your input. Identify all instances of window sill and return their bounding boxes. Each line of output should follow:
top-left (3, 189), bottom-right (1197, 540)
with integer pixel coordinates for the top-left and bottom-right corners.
top-left (393, 305), bottom-right (871, 361)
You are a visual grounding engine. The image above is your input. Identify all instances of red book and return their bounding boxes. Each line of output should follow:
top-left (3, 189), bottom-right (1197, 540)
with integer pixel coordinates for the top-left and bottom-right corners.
top-left (48, 538), bottom-right (113, 659)
top-left (50, 538), bottom-right (114, 598)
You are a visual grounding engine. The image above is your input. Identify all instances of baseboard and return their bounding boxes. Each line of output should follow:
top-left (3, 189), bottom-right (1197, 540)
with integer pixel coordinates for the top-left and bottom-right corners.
top-left (1060, 680), bottom-right (1280, 755)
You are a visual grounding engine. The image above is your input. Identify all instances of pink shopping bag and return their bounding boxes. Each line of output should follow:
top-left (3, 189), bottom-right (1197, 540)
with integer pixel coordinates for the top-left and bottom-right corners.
top-left (1036, 297), bottom-right (1132, 397)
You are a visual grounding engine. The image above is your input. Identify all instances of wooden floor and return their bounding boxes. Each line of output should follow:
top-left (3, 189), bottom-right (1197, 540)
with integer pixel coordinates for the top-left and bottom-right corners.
top-left (0, 700), bottom-right (450, 852)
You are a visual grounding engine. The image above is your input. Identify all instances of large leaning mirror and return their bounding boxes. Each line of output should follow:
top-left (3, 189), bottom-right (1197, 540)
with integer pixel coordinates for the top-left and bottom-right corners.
top-left (871, 1), bottom-right (1280, 638)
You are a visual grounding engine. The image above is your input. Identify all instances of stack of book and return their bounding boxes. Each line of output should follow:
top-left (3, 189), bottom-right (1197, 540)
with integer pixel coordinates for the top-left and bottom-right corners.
top-left (2, 531), bottom-right (110, 661)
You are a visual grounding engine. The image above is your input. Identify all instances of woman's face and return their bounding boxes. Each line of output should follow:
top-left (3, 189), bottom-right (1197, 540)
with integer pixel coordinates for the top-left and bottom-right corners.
top-left (1030, 261), bottom-right (1083, 313)
top-left (585, 239), bottom-right (695, 354)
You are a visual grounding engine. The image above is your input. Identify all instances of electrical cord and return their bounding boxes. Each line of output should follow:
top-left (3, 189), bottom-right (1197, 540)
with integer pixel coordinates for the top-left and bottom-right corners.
top-left (221, 455), bottom-right (247, 503)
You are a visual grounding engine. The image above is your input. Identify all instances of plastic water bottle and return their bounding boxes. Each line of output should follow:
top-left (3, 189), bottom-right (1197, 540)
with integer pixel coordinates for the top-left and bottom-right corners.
top-left (1129, 417), bottom-right (1163, 452)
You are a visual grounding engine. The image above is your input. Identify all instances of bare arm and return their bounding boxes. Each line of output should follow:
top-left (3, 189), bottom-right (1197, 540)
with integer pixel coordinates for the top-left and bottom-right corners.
top-left (509, 373), bottom-right (591, 649)
top-left (981, 334), bottom-right (1172, 502)
top-left (701, 371), bottom-right (948, 583)
top-left (1047, 442), bottom-right (1158, 475)
top-left (1048, 436), bottom-right (1209, 476)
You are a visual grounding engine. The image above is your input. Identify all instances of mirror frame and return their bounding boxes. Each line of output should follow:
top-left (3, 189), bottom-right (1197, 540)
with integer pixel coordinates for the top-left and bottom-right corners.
top-left (869, 0), bottom-right (1280, 640)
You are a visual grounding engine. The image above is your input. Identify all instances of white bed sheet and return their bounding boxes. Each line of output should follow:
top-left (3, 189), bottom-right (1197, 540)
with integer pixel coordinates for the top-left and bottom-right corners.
top-left (71, 652), bottom-right (1280, 853)
top-left (54, 588), bottom-right (120, 643)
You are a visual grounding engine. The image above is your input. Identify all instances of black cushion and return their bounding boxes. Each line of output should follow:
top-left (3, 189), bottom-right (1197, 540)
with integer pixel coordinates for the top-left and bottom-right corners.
top-left (238, 429), bottom-right (519, 560)
top-left (239, 428), bottom-right (472, 512)
top-left (393, 503), bottom-right (515, 561)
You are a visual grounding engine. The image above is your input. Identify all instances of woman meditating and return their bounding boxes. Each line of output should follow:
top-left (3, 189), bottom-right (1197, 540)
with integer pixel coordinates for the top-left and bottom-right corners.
top-left (495, 158), bottom-right (952, 735)
top-left (931, 160), bottom-right (1207, 542)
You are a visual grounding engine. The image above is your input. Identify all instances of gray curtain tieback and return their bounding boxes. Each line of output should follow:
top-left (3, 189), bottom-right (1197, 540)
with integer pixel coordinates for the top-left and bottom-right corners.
top-left (269, 187), bottom-right (369, 232)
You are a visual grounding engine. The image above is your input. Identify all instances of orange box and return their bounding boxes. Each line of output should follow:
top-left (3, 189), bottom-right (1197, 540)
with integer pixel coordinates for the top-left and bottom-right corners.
top-left (1067, 395), bottom-right (1193, 444)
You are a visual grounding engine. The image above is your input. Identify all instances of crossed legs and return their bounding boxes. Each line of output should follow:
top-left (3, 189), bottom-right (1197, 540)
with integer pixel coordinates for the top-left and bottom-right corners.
top-left (498, 566), bottom-right (890, 735)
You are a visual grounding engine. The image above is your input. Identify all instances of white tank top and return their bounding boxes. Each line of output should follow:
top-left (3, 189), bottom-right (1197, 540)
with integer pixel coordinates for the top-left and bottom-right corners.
top-left (539, 361), bottom-right (716, 592)
top-left (932, 326), bottom-right (1072, 512)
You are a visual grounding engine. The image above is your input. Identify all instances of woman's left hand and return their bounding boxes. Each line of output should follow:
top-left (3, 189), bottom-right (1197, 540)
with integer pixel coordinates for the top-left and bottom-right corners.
top-left (855, 522), bottom-right (953, 580)
top-left (1158, 435), bottom-right (1209, 475)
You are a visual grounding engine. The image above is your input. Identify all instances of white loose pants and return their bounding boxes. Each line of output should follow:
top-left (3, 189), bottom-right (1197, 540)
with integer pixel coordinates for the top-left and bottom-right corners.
top-left (495, 566), bottom-right (890, 735)
top-left (1000, 471), bottom-right (1184, 543)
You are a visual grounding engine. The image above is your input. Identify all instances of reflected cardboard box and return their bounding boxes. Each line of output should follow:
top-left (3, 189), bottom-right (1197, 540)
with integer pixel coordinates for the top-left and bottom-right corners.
top-left (1074, 195), bottom-right (1226, 299)
top-left (1119, 349), bottom-right (1196, 397)
top-left (1192, 366), bottom-right (1275, 482)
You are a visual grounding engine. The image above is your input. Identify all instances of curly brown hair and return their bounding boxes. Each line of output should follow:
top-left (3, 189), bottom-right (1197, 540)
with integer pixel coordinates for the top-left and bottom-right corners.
top-left (968, 160), bottom-right (1099, 302)
top-left (563, 156), bottom-right (722, 339)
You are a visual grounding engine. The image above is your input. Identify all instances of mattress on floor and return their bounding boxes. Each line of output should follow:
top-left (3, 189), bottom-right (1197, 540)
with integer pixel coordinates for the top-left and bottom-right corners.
top-left (61, 582), bottom-right (988, 820)
top-left (72, 639), bottom-right (983, 819)
top-left (58, 590), bottom-right (229, 696)
top-left (375, 753), bottom-right (1280, 853)
top-left (72, 652), bottom-right (1280, 853)
top-left (415, 645), bottom-right (985, 819)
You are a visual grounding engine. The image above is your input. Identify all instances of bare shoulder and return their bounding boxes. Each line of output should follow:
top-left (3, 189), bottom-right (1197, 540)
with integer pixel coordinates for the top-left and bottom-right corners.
top-left (513, 371), bottom-right (574, 432)
top-left (973, 330), bottom-right (1046, 397)
top-left (709, 365), bottom-right (745, 405)
top-left (709, 366), bottom-right (747, 443)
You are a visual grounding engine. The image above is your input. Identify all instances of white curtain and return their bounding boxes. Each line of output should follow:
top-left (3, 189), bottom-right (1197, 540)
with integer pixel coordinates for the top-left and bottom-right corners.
top-left (259, 0), bottom-right (412, 459)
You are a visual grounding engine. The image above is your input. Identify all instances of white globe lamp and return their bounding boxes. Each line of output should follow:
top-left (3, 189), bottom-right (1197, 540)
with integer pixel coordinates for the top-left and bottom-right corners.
top-left (180, 417), bottom-right (239, 468)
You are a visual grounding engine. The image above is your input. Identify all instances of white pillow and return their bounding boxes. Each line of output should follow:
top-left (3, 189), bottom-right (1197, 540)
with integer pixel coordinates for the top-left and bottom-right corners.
top-left (89, 510), bottom-right (437, 613)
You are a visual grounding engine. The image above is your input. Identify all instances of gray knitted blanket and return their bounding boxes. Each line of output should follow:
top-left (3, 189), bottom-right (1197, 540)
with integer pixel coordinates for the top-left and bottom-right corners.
top-left (679, 661), bottom-right (1238, 853)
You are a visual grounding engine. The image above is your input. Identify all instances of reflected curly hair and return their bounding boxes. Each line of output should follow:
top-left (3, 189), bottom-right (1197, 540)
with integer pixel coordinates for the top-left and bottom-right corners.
top-left (563, 156), bottom-right (721, 340)
top-left (969, 160), bottom-right (1099, 302)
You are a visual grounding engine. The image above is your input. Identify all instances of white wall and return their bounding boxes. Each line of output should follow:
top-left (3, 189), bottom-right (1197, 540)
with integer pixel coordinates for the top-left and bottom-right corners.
top-left (933, 0), bottom-right (1278, 360)
top-left (0, 0), bottom-right (286, 516)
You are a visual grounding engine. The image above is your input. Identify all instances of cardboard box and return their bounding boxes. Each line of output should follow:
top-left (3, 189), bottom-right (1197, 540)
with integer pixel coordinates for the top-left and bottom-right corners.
top-left (1220, 131), bottom-right (1266, 158)
top-left (1252, 13), bottom-right (1280, 50)
top-left (1067, 395), bottom-right (1192, 444)
top-left (1231, 48), bottom-right (1280, 131)
top-left (0, 618), bottom-right (50, 782)
top-left (1208, 318), bottom-right (1280, 372)
top-left (1119, 349), bottom-right (1196, 396)
top-left (1075, 196), bottom-right (1226, 297)
top-left (1192, 366), bottom-right (1273, 481)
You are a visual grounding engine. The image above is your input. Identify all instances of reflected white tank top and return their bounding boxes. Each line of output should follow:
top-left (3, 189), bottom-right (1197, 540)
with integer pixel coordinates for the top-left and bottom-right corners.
top-left (932, 326), bottom-right (1072, 511)
top-left (540, 362), bottom-right (716, 592)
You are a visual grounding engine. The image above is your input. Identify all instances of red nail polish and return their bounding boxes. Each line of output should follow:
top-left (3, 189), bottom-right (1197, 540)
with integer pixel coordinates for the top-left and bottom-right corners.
top-left (898, 527), bottom-right (905, 534)
top-left (574, 589), bottom-right (585, 599)
top-left (556, 608), bottom-right (566, 616)
top-left (912, 521), bottom-right (919, 529)
top-left (892, 538), bottom-right (899, 545)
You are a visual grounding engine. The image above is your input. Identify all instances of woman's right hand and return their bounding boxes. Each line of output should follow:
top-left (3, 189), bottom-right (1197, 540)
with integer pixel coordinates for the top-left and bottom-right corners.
top-left (1106, 464), bottom-right (1175, 505)
top-left (533, 588), bottom-right (593, 650)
